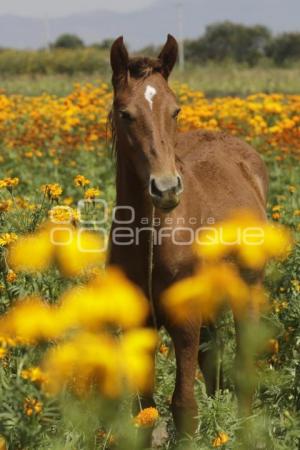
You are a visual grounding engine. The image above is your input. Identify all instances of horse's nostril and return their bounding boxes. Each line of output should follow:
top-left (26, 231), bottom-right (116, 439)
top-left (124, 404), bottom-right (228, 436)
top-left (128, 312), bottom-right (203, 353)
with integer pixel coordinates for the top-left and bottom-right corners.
top-left (177, 176), bottom-right (183, 192)
top-left (150, 179), bottom-right (163, 198)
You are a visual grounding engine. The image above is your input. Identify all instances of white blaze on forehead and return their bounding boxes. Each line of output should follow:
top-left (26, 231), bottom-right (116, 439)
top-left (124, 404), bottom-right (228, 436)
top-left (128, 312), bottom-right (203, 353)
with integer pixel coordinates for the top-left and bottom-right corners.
top-left (144, 85), bottom-right (157, 110)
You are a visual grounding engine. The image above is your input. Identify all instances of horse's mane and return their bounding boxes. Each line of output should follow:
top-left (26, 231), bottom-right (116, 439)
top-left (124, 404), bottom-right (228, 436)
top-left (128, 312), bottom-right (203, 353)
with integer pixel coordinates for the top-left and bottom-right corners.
top-left (127, 57), bottom-right (163, 79)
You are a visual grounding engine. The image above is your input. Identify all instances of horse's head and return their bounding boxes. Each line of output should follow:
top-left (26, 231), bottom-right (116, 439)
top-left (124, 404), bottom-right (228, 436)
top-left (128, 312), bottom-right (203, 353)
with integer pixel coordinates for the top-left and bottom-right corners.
top-left (110, 35), bottom-right (183, 211)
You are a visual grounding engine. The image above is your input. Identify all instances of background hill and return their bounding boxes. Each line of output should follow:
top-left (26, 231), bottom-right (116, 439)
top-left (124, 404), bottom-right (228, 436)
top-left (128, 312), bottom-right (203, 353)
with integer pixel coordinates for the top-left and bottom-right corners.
top-left (0, 0), bottom-right (299, 50)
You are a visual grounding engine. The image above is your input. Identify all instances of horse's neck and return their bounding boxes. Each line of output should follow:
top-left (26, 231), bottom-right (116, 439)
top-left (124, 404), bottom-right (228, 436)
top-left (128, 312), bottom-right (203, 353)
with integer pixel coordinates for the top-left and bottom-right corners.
top-left (115, 147), bottom-right (150, 221)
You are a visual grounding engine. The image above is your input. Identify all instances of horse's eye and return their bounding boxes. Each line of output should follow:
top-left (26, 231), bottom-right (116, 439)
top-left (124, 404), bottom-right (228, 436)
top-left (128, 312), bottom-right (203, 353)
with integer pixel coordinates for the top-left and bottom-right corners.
top-left (119, 110), bottom-right (134, 122)
top-left (172, 108), bottom-right (181, 119)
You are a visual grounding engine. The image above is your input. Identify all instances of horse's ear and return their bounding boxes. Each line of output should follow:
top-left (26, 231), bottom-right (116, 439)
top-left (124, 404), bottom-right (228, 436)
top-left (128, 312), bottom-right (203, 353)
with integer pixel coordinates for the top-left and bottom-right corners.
top-left (158, 34), bottom-right (178, 79)
top-left (110, 36), bottom-right (129, 89)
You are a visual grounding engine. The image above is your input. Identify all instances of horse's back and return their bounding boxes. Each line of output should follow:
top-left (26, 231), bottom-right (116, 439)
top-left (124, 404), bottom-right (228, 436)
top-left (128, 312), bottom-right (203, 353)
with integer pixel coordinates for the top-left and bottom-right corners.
top-left (176, 129), bottom-right (268, 212)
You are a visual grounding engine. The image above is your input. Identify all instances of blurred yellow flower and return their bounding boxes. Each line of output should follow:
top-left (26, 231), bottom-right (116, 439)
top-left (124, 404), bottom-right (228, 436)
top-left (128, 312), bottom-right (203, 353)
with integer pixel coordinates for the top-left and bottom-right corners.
top-left (196, 210), bottom-right (292, 269)
top-left (60, 267), bottom-right (149, 329)
top-left (8, 230), bottom-right (53, 273)
top-left (212, 432), bottom-right (229, 447)
top-left (163, 263), bottom-right (251, 321)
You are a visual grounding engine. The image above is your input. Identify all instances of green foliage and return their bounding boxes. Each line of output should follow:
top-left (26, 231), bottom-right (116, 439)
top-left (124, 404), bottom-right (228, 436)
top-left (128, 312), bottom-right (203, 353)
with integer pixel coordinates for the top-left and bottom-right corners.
top-left (185, 21), bottom-right (272, 66)
top-left (267, 33), bottom-right (300, 65)
top-left (52, 34), bottom-right (85, 49)
top-left (0, 48), bottom-right (108, 76)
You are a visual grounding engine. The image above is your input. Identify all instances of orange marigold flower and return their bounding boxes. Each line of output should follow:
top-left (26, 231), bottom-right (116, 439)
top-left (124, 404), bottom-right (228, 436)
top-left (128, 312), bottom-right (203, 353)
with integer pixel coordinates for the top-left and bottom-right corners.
top-left (74, 174), bottom-right (91, 187)
top-left (212, 432), bottom-right (229, 447)
top-left (134, 407), bottom-right (159, 428)
top-left (6, 270), bottom-right (17, 283)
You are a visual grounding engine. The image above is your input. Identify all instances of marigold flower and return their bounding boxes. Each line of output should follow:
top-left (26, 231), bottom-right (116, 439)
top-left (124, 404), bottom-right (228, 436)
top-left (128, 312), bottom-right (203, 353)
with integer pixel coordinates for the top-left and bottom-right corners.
top-left (0, 348), bottom-right (7, 359)
top-left (0, 177), bottom-right (19, 189)
top-left (196, 210), bottom-right (292, 269)
top-left (24, 397), bottom-right (43, 416)
top-left (21, 367), bottom-right (48, 384)
top-left (162, 263), bottom-right (252, 321)
top-left (59, 267), bottom-right (149, 329)
top-left (84, 188), bottom-right (101, 200)
top-left (0, 233), bottom-right (18, 247)
top-left (74, 174), bottom-right (91, 187)
top-left (43, 329), bottom-right (157, 397)
top-left (6, 270), bottom-right (17, 283)
top-left (212, 432), bottom-right (229, 447)
top-left (134, 407), bottom-right (159, 428)
top-left (41, 183), bottom-right (62, 200)
top-left (8, 230), bottom-right (53, 273)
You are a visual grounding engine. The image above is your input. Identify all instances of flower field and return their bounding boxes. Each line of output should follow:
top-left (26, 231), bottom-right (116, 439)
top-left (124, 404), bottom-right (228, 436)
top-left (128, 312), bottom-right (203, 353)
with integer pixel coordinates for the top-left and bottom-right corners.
top-left (0, 82), bottom-right (299, 449)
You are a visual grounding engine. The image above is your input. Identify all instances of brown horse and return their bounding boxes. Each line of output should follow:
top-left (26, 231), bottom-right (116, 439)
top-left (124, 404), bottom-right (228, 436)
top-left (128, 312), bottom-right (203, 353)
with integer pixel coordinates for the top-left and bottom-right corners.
top-left (108, 35), bottom-right (268, 433)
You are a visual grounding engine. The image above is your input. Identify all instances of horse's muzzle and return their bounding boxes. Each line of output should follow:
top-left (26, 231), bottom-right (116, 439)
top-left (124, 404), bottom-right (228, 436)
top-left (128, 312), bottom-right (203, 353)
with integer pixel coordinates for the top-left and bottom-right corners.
top-left (149, 174), bottom-right (183, 210)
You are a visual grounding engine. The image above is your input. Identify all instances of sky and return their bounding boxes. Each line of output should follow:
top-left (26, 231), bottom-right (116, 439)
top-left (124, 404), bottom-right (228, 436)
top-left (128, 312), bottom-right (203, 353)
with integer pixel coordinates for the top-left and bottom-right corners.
top-left (0, 0), bottom-right (156, 17)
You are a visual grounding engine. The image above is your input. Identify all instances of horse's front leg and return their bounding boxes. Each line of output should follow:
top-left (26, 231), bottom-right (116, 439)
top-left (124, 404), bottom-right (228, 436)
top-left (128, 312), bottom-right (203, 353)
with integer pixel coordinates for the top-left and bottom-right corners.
top-left (167, 320), bottom-right (200, 435)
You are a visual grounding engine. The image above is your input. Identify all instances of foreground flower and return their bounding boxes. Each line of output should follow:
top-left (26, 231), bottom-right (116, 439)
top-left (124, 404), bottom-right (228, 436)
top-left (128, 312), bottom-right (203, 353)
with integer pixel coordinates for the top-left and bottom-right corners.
top-left (212, 432), bottom-right (229, 447)
top-left (43, 330), bottom-right (157, 397)
top-left (8, 224), bottom-right (105, 276)
top-left (134, 407), bottom-right (159, 428)
top-left (162, 263), bottom-right (258, 321)
top-left (8, 230), bottom-right (53, 272)
top-left (0, 268), bottom-right (149, 340)
top-left (196, 210), bottom-right (292, 269)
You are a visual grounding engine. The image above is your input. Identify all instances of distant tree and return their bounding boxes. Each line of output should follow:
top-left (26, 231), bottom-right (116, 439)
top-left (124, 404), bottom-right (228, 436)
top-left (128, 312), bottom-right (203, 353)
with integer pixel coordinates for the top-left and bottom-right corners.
top-left (267, 32), bottom-right (300, 65)
top-left (91, 39), bottom-right (114, 50)
top-left (185, 22), bottom-right (272, 66)
top-left (52, 34), bottom-right (85, 49)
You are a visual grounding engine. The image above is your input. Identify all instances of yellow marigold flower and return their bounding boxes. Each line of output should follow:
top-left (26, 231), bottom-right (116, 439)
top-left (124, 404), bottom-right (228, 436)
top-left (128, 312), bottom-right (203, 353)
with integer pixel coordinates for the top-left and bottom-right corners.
top-left (0, 200), bottom-right (13, 212)
top-left (6, 270), bottom-right (17, 283)
top-left (8, 230), bottom-right (53, 273)
top-left (74, 174), bottom-right (90, 187)
top-left (59, 267), bottom-right (148, 329)
top-left (268, 339), bottom-right (279, 354)
top-left (21, 367), bottom-right (48, 384)
top-left (212, 432), bottom-right (229, 447)
top-left (196, 210), bottom-right (292, 270)
top-left (84, 188), bottom-right (101, 200)
top-left (24, 397), bottom-right (43, 416)
top-left (54, 227), bottom-right (106, 277)
top-left (288, 185), bottom-right (296, 193)
top-left (121, 329), bottom-right (158, 393)
top-left (0, 233), bottom-right (18, 247)
top-left (134, 407), bottom-right (159, 428)
top-left (162, 263), bottom-right (251, 321)
top-left (0, 177), bottom-right (19, 189)
top-left (0, 297), bottom-right (63, 341)
top-left (49, 205), bottom-right (79, 224)
top-left (0, 348), bottom-right (7, 359)
top-left (43, 329), bottom-right (157, 397)
top-left (41, 183), bottom-right (63, 200)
